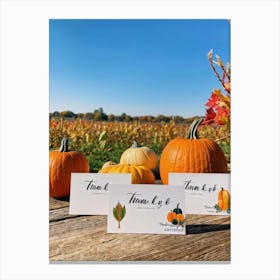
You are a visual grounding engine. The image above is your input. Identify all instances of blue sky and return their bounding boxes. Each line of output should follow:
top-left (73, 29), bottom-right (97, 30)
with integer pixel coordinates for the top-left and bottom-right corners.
top-left (49, 19), bottom-right (230, 117)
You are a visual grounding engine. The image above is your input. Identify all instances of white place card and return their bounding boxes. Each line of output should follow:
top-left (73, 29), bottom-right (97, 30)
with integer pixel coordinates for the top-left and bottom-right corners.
top-left (169, 173), bottom-right (230, 215)
top-left (107, 184), bottom-right (186, 235)
top-left (69, 173), bottom-right (131, 215)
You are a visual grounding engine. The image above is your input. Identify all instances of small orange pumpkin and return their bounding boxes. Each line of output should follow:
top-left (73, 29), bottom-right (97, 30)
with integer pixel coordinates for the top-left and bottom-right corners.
top-left (218, 187), bottom-right (230, 211)
top-left (120, 140), bottom-right (158, 170)
top-left (159, 118), bottom-right (228, 184)
top-left (176, 213), bottom-right (185, 222)
top-left (167, 210), bottom-right (177, 222)
top-left (49, 138), bottom-right (90, 198)
top-left (99, 164), bottom-right (155, 184)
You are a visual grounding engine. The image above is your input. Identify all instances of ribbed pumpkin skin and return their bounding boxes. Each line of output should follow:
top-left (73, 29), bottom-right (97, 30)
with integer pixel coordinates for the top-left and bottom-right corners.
top-left (99, 164), bottom-right (155, 184)
top-left (159, 138), bottom-right (228, 185)
top-left (49, 150), bottom-right (89, 198)
top-left (120, 146), bottom-right (158, 170)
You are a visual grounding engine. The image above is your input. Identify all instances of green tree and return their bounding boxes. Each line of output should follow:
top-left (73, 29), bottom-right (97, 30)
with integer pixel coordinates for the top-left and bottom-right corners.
top-left (93, 107), bottom-right (108, 121)
top-left (108, 114), bottom-right (115, 121)
top-left (85, 112), bottom-right (94, 119)
top-left (77, 113), bottom-right (84, 119)
top-left (60, 111), bottom-right (77, 118)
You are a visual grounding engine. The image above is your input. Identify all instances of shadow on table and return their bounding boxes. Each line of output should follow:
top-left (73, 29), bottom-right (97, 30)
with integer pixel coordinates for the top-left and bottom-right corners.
top-left (186, 224), bottom-right (230, 235)
top-left (53, 196), bottom-right (70, 201)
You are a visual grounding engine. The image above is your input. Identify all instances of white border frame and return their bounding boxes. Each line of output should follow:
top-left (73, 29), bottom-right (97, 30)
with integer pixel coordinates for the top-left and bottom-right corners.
top-left (1, 0), bottom-right (279, 279)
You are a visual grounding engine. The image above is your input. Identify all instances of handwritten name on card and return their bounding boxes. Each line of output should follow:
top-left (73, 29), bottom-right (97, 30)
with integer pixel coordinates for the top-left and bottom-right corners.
top-left (107, 184), bottom-right (186, 235)
top-left (69, 173), bottom-right (131, 215)
top-left (169, 173), bottom-right (230, 215)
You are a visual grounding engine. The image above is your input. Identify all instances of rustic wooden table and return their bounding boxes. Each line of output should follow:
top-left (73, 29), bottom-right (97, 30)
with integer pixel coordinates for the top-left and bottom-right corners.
top-left (49, 194), bottom-right (230, 262)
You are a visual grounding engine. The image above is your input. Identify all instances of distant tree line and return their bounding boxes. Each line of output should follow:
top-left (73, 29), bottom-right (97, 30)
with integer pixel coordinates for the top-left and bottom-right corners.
top-left (49, 107), bottom-right (202, 124)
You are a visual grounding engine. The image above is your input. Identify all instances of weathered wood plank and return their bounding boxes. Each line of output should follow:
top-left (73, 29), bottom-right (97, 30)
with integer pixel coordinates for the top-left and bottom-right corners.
top-left (49, 207), bottom-right (80, 222)
top-left (49, 190), bottom-right (230, 262)
top-left (49, 197), bottom-right (69, 210)
top-left (49, 209), bottom-right (230, 261)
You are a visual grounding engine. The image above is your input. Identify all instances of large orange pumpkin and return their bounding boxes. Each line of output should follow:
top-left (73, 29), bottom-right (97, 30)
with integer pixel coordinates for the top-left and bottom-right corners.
top-left (49, 138), bottom-right (90, 198)
top-left (120, 140), bottom-right (158, 170)
top-left (159, 118), bottom-right (228, 184)
top-left (99, 164), bottom-right (155, 184)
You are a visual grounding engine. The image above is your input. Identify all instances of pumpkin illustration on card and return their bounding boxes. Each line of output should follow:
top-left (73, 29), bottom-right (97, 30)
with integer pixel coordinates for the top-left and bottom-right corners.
top-left (166, 203), bottom-right (186, 227)
top-left (214, 187), bottom-right (230, 214)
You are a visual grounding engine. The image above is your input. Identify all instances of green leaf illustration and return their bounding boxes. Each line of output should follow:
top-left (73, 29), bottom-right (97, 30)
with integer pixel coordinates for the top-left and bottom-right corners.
top-left (179, 218), bottom-right (187, 227)
top-left (113, 207), bottom-right (119, 220)
top-left (121, 205), bottom-right (126, 219)
top-left (214, 204), bottom-right (222, 213)
top-left (113, 202), bottom-right (126, 228)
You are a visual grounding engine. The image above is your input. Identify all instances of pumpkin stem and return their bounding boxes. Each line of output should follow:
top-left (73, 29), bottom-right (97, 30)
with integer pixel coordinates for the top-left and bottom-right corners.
top-left (59, 138), bottom-right (70, 152)
top-left (187, 118), bottom-right (204, 139)
top-left (131, 140), bottom-right (139, 148)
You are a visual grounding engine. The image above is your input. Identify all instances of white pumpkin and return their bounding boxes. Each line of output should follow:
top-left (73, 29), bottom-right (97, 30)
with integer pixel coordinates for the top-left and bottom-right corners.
top-left (120, 140), bottom-right (158, 170)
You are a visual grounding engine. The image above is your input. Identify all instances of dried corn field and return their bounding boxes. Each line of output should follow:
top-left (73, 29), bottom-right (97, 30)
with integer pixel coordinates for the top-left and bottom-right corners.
top-left (49, 118), bottom-right (230, 172)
